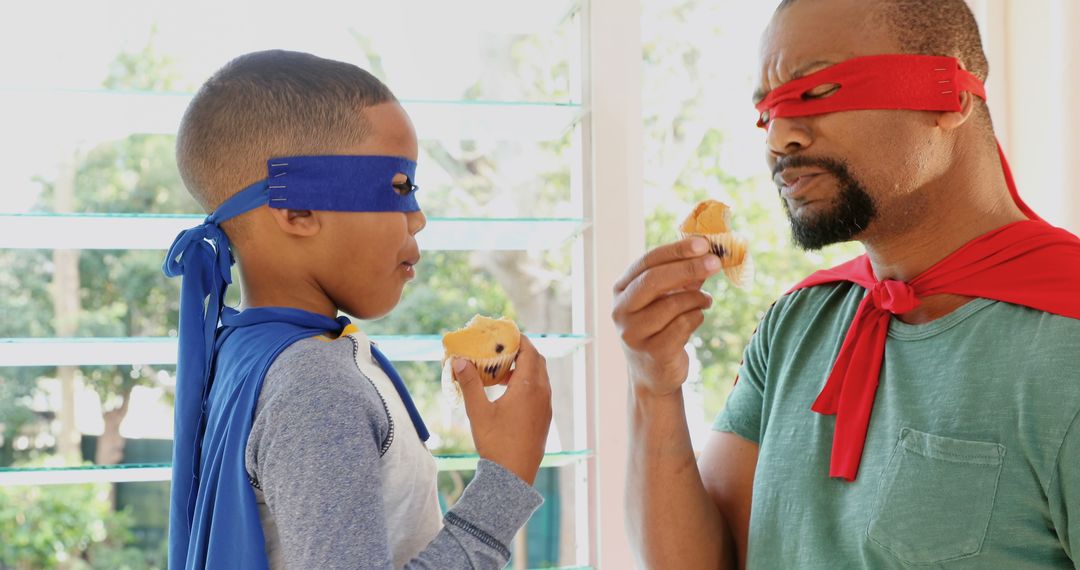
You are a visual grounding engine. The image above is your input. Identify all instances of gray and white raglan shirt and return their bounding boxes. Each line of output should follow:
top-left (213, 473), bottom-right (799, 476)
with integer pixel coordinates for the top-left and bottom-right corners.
top-left (244, 327), bottom-right (543, 569)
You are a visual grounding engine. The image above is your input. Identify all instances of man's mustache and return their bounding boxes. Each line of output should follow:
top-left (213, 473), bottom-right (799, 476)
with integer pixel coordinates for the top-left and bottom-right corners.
top-left (772, 155), bottom-right (851, 181)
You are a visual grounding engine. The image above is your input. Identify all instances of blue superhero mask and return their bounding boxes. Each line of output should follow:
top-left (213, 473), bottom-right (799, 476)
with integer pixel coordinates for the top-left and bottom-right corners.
top-left (265, 155), bottom-right (420, 213)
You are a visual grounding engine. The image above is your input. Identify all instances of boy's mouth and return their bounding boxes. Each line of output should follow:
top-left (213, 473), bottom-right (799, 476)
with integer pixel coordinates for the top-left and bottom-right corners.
top-left (400, 254), bottom-right (421, 277)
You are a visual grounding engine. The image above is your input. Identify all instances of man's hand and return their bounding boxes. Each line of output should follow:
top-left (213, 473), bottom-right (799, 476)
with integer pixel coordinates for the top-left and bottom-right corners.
top-left (455, 336), bottom-right (552, 486)
top-left (612, 237), bottom-right (721, 397)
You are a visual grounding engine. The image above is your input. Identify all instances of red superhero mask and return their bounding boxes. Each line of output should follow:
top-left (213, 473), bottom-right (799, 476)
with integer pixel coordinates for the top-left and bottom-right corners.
top-left (756, 54), bottom-right (985, 128)
top-left (751, 54), bottom-right (1080, 482)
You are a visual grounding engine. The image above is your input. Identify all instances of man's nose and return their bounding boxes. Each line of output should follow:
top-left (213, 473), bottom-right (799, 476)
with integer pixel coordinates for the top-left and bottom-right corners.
top-left (766, 116), bottom-right (814, 157)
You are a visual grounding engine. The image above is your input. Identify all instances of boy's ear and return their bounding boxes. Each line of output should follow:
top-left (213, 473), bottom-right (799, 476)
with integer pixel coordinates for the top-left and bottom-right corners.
top-left (268, 208), bottom-right (322, 237)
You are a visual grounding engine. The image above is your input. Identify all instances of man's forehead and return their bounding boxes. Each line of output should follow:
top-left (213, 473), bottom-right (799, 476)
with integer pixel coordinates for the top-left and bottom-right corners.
top-left (755, 0), bottom-right (897, 99)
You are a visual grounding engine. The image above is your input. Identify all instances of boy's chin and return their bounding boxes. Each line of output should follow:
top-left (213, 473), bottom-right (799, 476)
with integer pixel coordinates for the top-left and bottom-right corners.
top-left (340, 291), bottom-right (404, 321)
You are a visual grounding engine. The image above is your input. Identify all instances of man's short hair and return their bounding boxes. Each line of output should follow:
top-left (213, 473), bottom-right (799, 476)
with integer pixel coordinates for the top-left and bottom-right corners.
top-left (176, 50), bottom-right (396, 213)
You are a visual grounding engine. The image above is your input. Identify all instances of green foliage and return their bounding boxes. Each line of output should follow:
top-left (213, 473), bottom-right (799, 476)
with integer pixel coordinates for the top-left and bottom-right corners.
top-left (0, 376), bottom-right (40, 467)
top-left (0, 250), bottom-right (54, 338)
top-left (510, 22), bottom-right (574, 102)
top-left (0, 249), bottom-right (56, 464)
top-left (0, 479), bottom-right (160, 569)
top-left (367, 251), bottom-right (516, 336)
top-left (0, 133), bottom-right (192, 460)
top-left (66, 133), bottom-right (194, 215)
top-left (0, 36), bottom-right (190, 565)
top-left (102, 26), bottom-right (186, 93)
top-left (26, 41), bottom-right (197, 434)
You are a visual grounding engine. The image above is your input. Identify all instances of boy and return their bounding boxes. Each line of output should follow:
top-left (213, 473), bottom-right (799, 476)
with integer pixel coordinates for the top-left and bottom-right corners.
top-left (163, 50), bottom-right (552, 569)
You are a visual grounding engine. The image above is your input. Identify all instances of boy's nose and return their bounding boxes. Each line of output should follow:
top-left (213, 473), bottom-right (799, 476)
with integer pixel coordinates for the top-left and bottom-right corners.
top-left (407, 210), bottom-right (427, 235)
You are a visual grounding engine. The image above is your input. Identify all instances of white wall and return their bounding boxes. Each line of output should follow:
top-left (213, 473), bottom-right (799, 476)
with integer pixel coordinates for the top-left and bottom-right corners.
top-left (1065, 0), bottom-right (1080, 234)
top-left (969, 0), bottom-right (1079, 233)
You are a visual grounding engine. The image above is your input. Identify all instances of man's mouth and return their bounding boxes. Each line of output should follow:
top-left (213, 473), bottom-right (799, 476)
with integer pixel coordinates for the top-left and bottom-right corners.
top-left (788, 174), bottom-right (818, 193)
top-left (777, 170), bottom-right (829, 199)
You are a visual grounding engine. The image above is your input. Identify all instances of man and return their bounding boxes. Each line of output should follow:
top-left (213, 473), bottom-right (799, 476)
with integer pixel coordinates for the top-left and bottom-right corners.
top-left (614, 0), bottom-right (1080, 568)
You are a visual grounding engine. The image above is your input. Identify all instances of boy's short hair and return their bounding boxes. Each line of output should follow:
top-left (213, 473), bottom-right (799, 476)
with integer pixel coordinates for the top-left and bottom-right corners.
top-left (176, 50), bottom-right (396, 214)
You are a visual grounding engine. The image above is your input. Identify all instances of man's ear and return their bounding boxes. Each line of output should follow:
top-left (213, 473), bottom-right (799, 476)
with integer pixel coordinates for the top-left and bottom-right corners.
top-left (268, 208), bottom-right (321, 237)
top-left (937, 91), bottom-right (978, 132)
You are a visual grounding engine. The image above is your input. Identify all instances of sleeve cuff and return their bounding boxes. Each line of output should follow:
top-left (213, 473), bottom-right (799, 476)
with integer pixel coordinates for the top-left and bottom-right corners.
top-left (713, 412), bottom-right (761, 444)
top-left (445, 459), bottom-right (545, 548)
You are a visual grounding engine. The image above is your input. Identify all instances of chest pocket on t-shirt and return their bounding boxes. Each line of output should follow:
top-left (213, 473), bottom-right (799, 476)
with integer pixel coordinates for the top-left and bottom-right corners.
top-left (866, 427), bottom-right (1005, 566)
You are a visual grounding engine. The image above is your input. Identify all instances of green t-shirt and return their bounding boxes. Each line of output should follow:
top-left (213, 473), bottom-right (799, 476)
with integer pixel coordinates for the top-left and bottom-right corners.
top-left (715, 282), bottom-right (1080, 569)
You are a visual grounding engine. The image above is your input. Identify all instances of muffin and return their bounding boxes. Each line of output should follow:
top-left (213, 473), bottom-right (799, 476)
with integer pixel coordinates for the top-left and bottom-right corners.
top-left (442, 315), bottom-right (521, 387)
top-left (679, 199), bottom-right (752, 287)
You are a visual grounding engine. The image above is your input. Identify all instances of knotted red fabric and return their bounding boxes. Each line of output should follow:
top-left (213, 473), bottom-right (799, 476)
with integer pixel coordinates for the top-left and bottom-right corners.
top-left (757, 54), bottom-right (1080, 481)
top-left (792, 224), bottom-right (1080, 481)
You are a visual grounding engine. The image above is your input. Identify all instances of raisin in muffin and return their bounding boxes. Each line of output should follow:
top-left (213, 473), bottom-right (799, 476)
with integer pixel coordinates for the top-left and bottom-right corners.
top-left (442, 315), bottom-right (521, 386)
top-left (679, 199), bottom-right (752, 287)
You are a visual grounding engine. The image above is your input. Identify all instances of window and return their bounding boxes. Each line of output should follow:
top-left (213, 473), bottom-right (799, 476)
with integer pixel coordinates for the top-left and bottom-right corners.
top-left (0, 2), bottom-right (596, 568)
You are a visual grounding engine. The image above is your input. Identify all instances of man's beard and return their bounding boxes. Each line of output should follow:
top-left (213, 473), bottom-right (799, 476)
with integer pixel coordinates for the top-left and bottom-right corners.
top-left (779, 157), bottom-right (877, 251)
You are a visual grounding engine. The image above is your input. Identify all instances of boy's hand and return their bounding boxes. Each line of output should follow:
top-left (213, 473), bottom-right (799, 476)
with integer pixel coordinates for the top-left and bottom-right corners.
top-left (454, 336), bottom-right (552, 486)
top-left (612, 237), bottom-right (720, 398)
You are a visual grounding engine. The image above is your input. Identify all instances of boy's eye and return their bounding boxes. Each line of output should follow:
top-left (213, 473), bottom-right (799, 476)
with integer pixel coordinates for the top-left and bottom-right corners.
top-left (801, 83), bottom-right (841, 100)
top-left (391, 174), bottom-right (419, 197)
